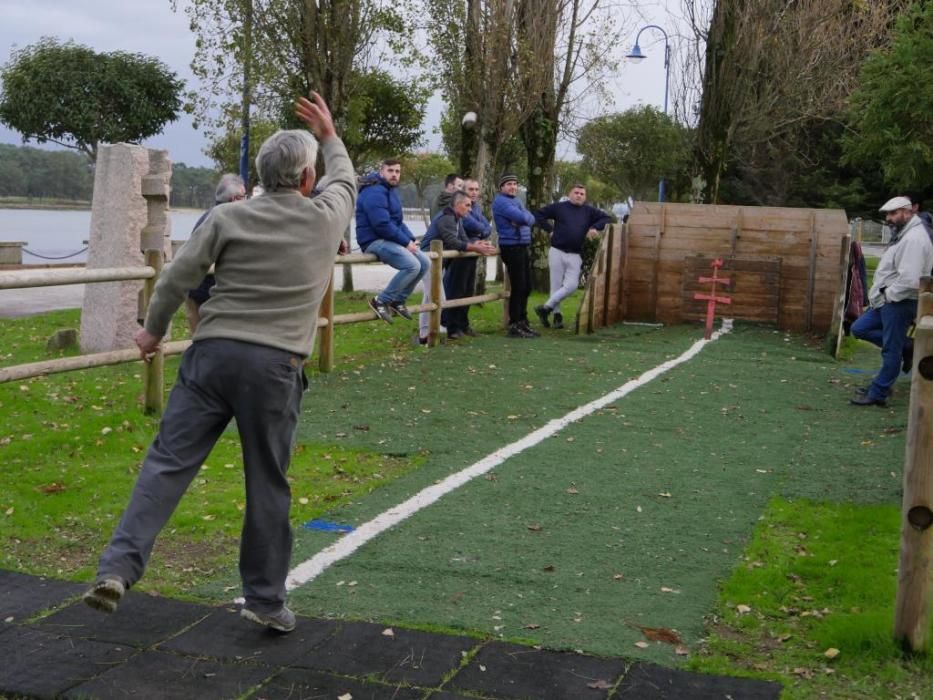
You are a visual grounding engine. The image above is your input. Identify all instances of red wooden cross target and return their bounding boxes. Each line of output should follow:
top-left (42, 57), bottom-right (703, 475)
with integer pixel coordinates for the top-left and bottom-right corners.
top-left (694, 258), bottom-right (732, 339)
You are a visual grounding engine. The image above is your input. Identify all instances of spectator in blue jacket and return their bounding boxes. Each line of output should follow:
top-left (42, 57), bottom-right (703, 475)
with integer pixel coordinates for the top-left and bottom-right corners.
top-left (533, 183), bottom-right (612, 329)
top-left (492, 174), bottom-right (538, 338)
top-left (355, 159), bottom-right (429, 323)
top-left (463, 178), bottom-right (492, 241)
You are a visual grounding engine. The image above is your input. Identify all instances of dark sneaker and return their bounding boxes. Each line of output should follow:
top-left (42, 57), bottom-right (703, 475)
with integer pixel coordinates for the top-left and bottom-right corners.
top-left (389, 302), bottom-right (413, 320)
top-left (507, 322), bottom-right (534, 338)
top-left (463, 327), bottom-right (477, 337)
top-left (849, 395), bottom-right (887, 407)
top-left (518, 320), bottom-right (540, 337)
top-left (552, 313), bottom-right (564, 329)
top-left (448, 329), bottom-right (465, 340)
top-left (241, 605), bottom-right (296, 633)
top-left (83, 576), bottom-right (125, 614)
top-left (534, 305), bottom-right (551, 328)
top-left (369, 297), bottom-right (393, 324)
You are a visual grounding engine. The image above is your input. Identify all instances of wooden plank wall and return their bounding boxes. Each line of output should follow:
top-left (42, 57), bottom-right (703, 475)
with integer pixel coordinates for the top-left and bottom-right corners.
top-left (577, 202), bottom-right (849, 335)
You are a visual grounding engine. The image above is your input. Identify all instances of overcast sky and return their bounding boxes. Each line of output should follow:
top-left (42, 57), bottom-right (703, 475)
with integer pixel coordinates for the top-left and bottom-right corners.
top-left (0, 0), bottom-right (682, 168)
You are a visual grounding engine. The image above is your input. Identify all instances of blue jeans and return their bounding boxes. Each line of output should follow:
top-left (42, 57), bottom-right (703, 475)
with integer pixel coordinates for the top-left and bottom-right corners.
top-left (851, 299), bottom-right (917, 400)
top-left (366, 239), bottom-right (430, 305)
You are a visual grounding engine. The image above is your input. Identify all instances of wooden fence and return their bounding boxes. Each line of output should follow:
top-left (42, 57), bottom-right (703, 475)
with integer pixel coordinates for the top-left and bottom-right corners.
top-left (577, 202), bottom-right (851, 348)
top-left (0, 239), bottom-right (507, 414)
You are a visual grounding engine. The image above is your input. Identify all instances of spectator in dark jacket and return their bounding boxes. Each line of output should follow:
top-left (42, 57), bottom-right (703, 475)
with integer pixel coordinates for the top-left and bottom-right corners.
top-left (431, 173), bottom-right (464, 221)
top-left (418, 192), bottom-right (496, 341)
top-left (492, 174), bottom-right (538, 338)
top-left (185, 174), bottom-right (247, 332)
top-left (533, 183), bottom-right (611, 329)
top-left (355, 159), bottom-right (429, 323)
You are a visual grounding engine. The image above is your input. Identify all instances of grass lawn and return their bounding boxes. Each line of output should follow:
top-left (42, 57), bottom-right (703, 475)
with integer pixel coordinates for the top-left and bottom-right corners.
top-left (1, 287), bottom-right (930, 699)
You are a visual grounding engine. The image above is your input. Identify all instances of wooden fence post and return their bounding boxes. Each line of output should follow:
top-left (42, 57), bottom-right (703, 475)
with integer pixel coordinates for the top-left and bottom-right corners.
top-left (429, 240), bottom-right (443, 346)
top-left (894, 276), bottom-right (933, 654)
top-left (317, 270), bottom-right (335, 372)
top-left (805, 211), bottom-right (818, 332)
top-left (142, 248), bottom-right (164, 415)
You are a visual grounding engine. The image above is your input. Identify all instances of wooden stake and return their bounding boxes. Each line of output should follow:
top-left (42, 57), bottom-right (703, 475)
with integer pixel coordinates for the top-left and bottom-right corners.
top-left (142, 249), bottom-right (164, 416)
top-left (894, 276), bottom-right (933, 654)
top-left (805, 211), bottom-right (818, 332)
top-left (430, 240), bottom-right (443, 346)
top-left (317, 270), bottom-right (335, 373)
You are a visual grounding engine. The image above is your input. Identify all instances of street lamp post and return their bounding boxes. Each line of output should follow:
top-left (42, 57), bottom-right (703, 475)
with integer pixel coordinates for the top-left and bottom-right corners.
top-left (626, 24), bottom-right (671, 202)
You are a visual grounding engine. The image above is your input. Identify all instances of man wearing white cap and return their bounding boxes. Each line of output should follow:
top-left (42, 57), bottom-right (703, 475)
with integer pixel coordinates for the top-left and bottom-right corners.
top-left (849, 196), bottom-right (933, 406)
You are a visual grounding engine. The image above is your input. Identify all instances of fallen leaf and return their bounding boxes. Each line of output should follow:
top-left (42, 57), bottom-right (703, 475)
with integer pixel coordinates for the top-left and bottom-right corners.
top-left (352, 424), bottom-right (370, 431)
top-left (613, 573), bottom-right (625, 580)
top-left (640, 626), bottom-right (682, 645)
top-left (736, 604), bottom-right (752, 614)
top-left (382, 628), bottom-right (395, 637)
top-left (675, 646), bottom-right (689, 656)
top-left (566, 487), bottom-right (579, 494)
top-left (523, 623), bottom-right (540, 630)
top-left (657, 492), bottom-right (672, 498)
top-left (824, 647), bottom-right (840, 659)
top-left (479, 664), bottom-right (487, 672)
top-left (298, 497), bottom-right (309, 505)
top-left (202, 514), bottom-right (215, 521)
top-left (37, 482), bottom-right (66, 494)
top-left (566, 436), bottom-right (575, 442)
top-left (527, 523), bottom-right (542, 531)
top-left (587, 680), bottom-right (613, 690)
top-left (636, 505), bottom-right (643, 513)
top-left (660, 587), bottom-right (680, 594)
top-left (542, 565), bottom-right (555, 572)
top-left (335, 432), bottom-right (347, 438)
top-left (634, 641), bottom-right (650, 649)
top-left (338, 694), bottom-right (353, 700)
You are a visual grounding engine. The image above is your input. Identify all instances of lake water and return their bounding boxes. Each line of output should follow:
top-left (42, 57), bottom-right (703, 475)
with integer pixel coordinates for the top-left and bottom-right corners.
top-left (0, 208), bottom-right (431, 265)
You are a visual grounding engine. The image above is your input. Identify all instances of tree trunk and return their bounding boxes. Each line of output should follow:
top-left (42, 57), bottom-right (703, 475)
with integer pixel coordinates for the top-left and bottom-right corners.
top-left (522, 106), bottom-right (557, 292)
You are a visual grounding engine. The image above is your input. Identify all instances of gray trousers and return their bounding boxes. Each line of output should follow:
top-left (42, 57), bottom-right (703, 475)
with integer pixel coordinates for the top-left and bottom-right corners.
top-left (545, 247), bottom-right (583, 313)
top-left (97, 338), bottom-right (306, 613)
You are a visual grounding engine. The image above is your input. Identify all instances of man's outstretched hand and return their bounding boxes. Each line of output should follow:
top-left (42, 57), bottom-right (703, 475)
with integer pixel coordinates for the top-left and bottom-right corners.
top-left (295, 92), bottom-right (336, 142)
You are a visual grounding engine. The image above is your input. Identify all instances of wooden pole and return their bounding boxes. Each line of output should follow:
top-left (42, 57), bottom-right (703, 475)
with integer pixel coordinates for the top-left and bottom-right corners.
top-left (0, 266), bottom-right (154, 289)
top-left (602, 225), bottom-right (614, 326)
top-left (317, 270), bottom-right (335, 373)
top-left (142, 249), bottom-right (164, 416)
top-left (620, 222), bottom-right (630, 321)
top-left (502, 258), bottom-right (512, 329)
top-left (805, 211), bottom-right (818, 332)
top-left (652, 204), bottom-right (665, 321)
top-left (830, 234), bottom-right (852, 358)
top-left (430, 240), bottom-right (443, 346)
top-left (894, 276), bottom-right (933, 654)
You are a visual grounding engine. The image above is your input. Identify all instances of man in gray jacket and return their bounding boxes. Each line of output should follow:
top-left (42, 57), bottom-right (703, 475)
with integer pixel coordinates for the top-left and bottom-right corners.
top-left (850, 196), bottom-right (933, 406)
top-left (83, 93), bottom-right (355, 633)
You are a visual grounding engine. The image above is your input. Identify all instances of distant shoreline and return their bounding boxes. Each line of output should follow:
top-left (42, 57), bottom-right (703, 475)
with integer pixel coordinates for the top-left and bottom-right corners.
top-left (0, 198), bottom-right (91, 211)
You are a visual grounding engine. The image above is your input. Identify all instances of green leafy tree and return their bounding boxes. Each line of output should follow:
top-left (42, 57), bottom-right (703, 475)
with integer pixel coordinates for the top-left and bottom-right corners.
top-left (577, 107), bottom-right (692, 202)
top-left (206, 114), bottom-right (280, 190)
top-left (0, 38), bottom-right (183, 161)
top-left (399, 152), bottom-right (454, 225)
top-left (343, 69), bottom-right (428, 171)
top-left (843, 2), bottom-right (933, 193)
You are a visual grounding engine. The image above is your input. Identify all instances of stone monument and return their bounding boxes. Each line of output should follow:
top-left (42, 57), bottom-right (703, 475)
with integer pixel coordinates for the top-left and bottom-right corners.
top-left (80, 144), bottom-right (172, 353)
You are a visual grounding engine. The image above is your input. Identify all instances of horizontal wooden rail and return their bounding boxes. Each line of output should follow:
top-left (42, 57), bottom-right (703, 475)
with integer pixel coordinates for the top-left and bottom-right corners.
top-left (0, 340), bottom-right (191, 384)
top-left (0, 266), bottom-right (155, 289)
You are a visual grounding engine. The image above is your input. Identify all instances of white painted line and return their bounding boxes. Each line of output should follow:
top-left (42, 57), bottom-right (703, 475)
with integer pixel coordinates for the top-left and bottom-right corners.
top-left (286, 319), bottom-right (734, 590)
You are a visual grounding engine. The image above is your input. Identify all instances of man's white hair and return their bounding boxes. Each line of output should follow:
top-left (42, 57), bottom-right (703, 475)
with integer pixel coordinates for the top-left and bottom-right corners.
top-left (214, 173), bottom-right (245, 203)
top-left (255, 130), bottom-right (318, 191)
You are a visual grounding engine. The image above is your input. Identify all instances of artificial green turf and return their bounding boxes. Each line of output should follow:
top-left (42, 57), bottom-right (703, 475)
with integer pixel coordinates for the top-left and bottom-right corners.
top-left (198, 322), bottom-right (911, 665)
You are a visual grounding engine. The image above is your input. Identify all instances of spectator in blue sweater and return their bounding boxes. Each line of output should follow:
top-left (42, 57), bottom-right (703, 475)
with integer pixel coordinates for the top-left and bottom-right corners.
top-left (533, 184), bottom-right (611, 329)
top-left (355, 159), bottom-right (429, 323)
top-left (492, 174), bottom-right (538, 338)
top-left (463, 178), bottom-right (492, 241)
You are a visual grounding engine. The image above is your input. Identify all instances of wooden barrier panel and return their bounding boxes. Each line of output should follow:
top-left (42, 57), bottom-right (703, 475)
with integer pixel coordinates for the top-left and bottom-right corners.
top-left (577, 202), bottom-right (849, 343)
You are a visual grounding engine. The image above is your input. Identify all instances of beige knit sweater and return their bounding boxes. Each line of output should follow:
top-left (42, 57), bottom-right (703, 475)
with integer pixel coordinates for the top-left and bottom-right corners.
top-left (145, 137), bottom-right (356, 357)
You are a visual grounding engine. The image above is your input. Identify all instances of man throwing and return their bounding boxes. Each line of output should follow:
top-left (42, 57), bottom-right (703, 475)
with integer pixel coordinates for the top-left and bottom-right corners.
top-left (850, 196), bottom-right (933, 406)
top-left (356, 159), bottom-right (430, 323)
top-left (533, 183), bottom-right (611, 329)
top-left (83, 93), bottom-right (356, 633)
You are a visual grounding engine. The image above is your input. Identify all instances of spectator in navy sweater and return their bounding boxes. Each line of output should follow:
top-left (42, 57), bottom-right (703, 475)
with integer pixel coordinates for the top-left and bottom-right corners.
top-left (533, 184), bottom-right (611, 329)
